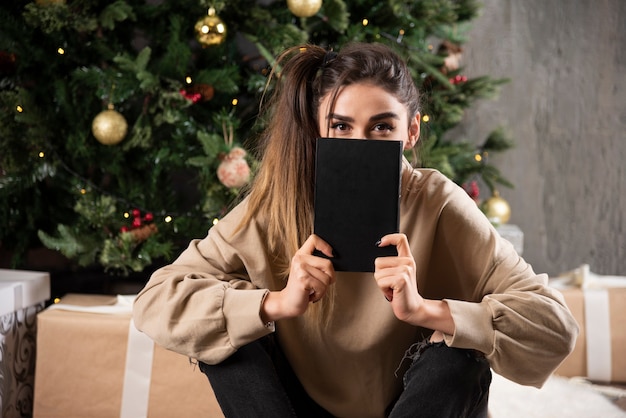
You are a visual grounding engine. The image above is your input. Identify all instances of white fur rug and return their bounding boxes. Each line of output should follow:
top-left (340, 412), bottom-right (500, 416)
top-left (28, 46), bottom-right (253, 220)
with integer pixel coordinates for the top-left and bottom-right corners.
top-left (489, 373), bottom-right (626, 417)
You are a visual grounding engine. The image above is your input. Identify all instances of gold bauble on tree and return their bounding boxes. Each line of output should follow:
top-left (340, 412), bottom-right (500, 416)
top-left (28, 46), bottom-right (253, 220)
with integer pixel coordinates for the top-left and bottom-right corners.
top-left (92, 104), bottom-right (128, 145)
top-left (194, 7), bottom-right (227, 47)
top-left (287, 0), bottom-right (322, 17)
top-left (481, 190), bottom-right (511, 224)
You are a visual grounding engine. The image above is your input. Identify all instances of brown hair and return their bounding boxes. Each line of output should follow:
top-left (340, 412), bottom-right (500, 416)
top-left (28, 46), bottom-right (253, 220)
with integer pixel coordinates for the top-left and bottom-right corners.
top-left (240, 42), bottom-right (421, 277)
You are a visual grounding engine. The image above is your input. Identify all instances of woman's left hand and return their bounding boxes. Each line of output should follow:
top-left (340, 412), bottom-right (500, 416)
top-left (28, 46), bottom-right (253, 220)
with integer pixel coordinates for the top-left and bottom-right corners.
top-left (374, 233), bottom-right (424, 323)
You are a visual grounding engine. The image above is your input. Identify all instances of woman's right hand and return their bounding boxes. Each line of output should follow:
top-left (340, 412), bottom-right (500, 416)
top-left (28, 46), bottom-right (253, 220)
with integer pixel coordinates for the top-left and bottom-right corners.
top-left (261, 234), bottom-right (336, 321)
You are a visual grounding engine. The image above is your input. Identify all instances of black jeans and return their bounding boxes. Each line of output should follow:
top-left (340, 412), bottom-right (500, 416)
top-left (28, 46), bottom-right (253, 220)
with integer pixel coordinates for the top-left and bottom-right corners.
top-left (199, 336), bottom-right (491, 418)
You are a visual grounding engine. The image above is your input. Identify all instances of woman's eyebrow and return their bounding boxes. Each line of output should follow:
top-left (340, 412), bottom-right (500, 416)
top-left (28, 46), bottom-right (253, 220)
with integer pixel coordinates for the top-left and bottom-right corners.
top-left (369, 112), bottom-right (401, 121)
top-left (327, 113), bottom-right (354, 122)
top-left (326, 112), bottom-right (400, 122)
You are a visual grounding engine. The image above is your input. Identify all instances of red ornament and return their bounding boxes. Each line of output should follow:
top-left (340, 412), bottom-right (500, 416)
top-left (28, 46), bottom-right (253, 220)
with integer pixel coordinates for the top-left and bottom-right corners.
top-left (463, 180), bottom-right (480, 204)
top-left (122, 208), bottom-right (154, 234)
top-left (449, 74), bottom-right (468, 85)
top-left (179, 89), bottom-right (202, 103)
top-left (189, 83), bottom-right (215, 101)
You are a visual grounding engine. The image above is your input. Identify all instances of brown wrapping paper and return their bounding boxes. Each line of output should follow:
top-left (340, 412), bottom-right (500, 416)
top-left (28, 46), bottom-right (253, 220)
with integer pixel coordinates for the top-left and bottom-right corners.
top-left (33, 294), bottom-right (224, 417)
top-left (554, 287), bottom-right (626, 383)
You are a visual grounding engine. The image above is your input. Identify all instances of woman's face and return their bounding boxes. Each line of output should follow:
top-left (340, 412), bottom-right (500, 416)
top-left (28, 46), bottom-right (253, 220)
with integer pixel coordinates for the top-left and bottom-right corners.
top-left (317, 82), bottom-right (420, 150)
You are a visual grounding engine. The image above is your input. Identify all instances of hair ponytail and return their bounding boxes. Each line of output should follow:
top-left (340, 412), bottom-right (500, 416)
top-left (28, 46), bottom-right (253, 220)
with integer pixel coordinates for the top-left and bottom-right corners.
top-left (239, 45), bottom-right (327, 277)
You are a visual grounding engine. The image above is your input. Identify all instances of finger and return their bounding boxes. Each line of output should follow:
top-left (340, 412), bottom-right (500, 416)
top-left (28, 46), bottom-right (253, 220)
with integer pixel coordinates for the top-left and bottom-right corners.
top-left (378, 233), bottom-right (411, 258)
top-left (374, 256), bottom-right (414, 271)
top-left (307, 288), bottom-right (320, 303)
top-left (374, 275), bottom-right (396, 302)
top-left (303, 279), bottom-right (324, 304)
top-left (293, 251), bottom-right (336, 284)
top-left (298, 234), bottom-right (334, 259)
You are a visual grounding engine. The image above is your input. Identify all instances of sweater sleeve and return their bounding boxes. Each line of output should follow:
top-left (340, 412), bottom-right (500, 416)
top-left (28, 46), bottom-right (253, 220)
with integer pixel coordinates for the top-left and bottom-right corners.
top-left (132, 200), bottom-right (276, 364)
top-left (444, 251), bottom-right (579, 387)
top-left (421, 176), bottom-right (578, 388)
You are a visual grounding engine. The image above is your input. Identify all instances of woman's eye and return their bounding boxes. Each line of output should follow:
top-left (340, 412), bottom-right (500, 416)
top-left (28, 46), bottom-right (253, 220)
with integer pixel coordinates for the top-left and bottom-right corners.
top-left (373, 123), bottom-right (394, 132)
top-left (331, 122), bottom-right (349, 131)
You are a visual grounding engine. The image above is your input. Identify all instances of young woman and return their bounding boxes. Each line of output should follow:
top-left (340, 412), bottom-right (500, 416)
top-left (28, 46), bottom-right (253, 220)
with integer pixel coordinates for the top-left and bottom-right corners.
top-left (133, 42), bottom-right (577, 418)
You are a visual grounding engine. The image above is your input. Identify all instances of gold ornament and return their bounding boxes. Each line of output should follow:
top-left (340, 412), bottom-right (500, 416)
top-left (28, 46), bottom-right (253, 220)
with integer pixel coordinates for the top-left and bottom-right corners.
top-left (481, 190), bottom-right (511, 224)
top-left (194, 7), bottom-right (227, 47)
top-left (287, 0), bottom-right (322, 17)
top-left (92, 104), bottom-right (128, 145)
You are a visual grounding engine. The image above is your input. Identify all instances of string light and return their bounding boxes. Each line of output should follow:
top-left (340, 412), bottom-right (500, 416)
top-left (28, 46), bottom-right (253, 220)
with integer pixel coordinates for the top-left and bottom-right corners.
top-left (474, 153), bottom-right (482, 162)
top-left (212, 218), bottom-right (219, 226)
top-left (185, 76), bottom-right (192, 84)
top-left (397, 29), bottom-right (405, 43)
top-left (123, 212), bottom-right (130, 219)
top-left (164, 215), bottom-right (173, 223)
top-left (57, 47), bottom-right (65, 55)
top-left (362, 18), bottom-right (369, 26)
top-left (80, 188), bottom-right (87, 195)
top-left (422, 114), bottom-right (430, 123)
top-left (38, 151), bottom-right (45, 158)
top-left (231, 98), bottom-right (238, 106)
top-left (16, 105), bottom-right (23, 113)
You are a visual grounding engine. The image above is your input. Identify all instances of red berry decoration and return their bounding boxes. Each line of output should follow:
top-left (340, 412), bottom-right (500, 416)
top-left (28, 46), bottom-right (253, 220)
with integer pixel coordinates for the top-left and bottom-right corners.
top-left (450, 74), bottom-right (468, 85)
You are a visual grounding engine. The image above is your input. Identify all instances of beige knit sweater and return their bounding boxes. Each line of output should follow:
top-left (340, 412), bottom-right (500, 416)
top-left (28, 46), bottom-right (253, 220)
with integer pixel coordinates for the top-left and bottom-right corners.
top-left (133, 161), bottom-right (578, 418)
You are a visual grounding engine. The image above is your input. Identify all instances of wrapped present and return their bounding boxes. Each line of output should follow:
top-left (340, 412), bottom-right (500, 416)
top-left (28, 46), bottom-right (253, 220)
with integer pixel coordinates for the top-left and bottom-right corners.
top-left (495, 224), bottom-right (524, 255)
top-left (550, 264), bottom-right (626, 383)
top-left (33, 293), bottom-right (223, 418)
top-left (0, 269), bottom-right (51, 418)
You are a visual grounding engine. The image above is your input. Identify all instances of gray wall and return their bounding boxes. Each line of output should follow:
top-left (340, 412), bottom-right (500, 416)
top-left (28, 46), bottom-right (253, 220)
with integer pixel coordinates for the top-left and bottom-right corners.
top-left (449, 0), bottom-right (626, 276)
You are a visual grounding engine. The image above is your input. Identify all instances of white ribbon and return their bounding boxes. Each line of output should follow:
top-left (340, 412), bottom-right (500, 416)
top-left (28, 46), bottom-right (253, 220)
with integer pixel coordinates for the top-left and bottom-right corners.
top-left (551, 264), bottom-right (625, 382)
top-left (48, 294), bottom-right (137, 314)
top-left (120, 319), bottom-right (155, 418)
top-left (551, 264), bottom-right (626, 290)
top-left (48, 295), bottom-right (155, 417)
top-left (583, 289), bottom-right (612, 382)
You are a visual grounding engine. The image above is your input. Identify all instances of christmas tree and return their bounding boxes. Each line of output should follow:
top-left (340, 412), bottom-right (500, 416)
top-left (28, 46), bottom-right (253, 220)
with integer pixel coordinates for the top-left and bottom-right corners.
top-left (0, 0), bottom-right (512, 276)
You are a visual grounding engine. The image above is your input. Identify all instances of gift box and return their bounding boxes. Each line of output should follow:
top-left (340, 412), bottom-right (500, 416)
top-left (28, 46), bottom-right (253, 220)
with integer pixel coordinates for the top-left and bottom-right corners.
top-left (0, 269), bottom-right (51, 418)
top-left (550, 264), bottom-right (626, 383)
top-left (495, 224), bottom-right (524, 255)
top-left (33, 293), bottom-right (223, 418)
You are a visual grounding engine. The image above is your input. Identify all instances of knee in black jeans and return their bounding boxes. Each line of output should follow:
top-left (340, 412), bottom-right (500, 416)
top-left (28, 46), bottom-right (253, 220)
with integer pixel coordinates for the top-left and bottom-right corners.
top-left (198, 336), bottom-right (332, 418)
top-left (198, 337), bottom-right (296, 417)
top-left (389, 341), bottom-right (492, 418)
top-left (200, 337), bottom-right (490, 418)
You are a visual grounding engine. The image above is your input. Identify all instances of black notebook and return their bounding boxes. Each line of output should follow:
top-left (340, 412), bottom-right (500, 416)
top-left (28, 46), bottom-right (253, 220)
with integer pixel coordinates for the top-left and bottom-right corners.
top-left (313, 137), bottom-right (403, 272)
